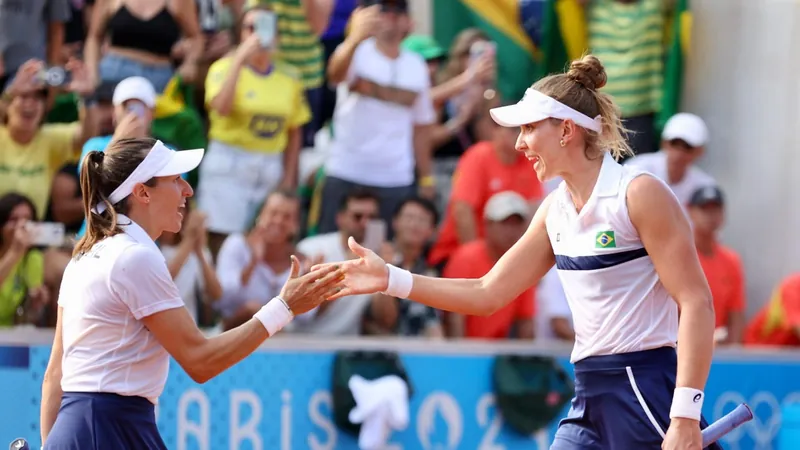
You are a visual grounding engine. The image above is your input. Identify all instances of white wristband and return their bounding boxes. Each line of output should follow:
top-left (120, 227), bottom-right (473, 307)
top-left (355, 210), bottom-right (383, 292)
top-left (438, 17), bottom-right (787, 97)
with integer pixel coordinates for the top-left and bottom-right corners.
top-left (669, 387), bottom-right (704, 420)
top-left (254, 297), bottom-right (294, 336)
top-left (382, 264), bottom-right (413, 299)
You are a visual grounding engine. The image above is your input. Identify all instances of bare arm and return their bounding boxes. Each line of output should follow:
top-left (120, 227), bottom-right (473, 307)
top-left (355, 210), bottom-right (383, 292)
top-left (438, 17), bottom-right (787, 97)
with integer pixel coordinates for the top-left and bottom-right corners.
top-left (299, 0), bottom-right (334, 37)
top-left (280, 127), bottom-right (302, 189)
top-left (627, 175), bottom-right (715, 404)
top-left (84, 0), bottom-right (109, 85)
top-left (208, 57), bottom-right (245, 116)
top-left (327, 37), bottom-right (362, 85)
top-left (407, 194), bottom-right (556, 316)
top-left (452, 201), bottom-right (478, 244)
top-left (41, 307), bottom-right (65, 443)
top-left (413, 124), bottom-right (434, 182)
top-left (142, 262), bottom-right (342, 384)
top-left (72, 103), bottom-right (97, 151)
top-left (47, 22), bottom-right (66, 67)
top-left (174, 0), bottom-right (204, 75)
top-left (197, 249), bottom-right (223, 302)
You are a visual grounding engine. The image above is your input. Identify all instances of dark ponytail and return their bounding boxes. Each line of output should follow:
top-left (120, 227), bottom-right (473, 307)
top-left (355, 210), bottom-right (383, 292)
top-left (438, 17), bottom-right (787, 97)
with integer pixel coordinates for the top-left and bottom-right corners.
top-left (73, 138), bottom-right (158, 257)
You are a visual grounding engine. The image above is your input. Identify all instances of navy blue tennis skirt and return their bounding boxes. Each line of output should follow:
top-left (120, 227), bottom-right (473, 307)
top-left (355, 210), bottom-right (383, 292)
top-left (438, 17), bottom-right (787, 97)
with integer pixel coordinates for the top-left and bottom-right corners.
top-left (44, 392), bottom-right (167, 450)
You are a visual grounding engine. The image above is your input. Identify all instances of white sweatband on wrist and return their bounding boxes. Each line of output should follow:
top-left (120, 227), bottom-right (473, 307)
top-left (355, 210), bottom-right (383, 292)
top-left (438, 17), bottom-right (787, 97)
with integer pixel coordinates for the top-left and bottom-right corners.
top-left (254, 297), bottom-right (294, 336)
top-left (669, 387), bottom-right (704, 420)
top-left (382, 264), bottom-right (413, 299)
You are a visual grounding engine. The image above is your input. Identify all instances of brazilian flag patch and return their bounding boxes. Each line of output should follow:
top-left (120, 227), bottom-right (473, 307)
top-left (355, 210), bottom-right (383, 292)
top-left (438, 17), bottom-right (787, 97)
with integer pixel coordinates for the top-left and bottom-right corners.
top-left (595, 231), bottom-right (616, 248)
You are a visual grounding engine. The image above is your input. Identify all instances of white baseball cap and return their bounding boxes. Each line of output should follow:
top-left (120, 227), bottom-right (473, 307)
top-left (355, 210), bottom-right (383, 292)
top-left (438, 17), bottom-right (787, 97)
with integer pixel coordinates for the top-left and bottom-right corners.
top-left (112, 76), bottom-right (157, 108)
top-left (93, 141), bottom-right (204, 214)
top-left (484, 191), bottom-right (530, 221)
top-left (661, 113), bottom-right (709, 147)
top-left (489, 88), bottom-right (602, 133)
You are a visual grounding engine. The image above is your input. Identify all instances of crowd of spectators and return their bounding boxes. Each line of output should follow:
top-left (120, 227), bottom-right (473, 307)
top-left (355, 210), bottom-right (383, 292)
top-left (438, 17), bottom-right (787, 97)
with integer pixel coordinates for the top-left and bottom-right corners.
top-left (0, 0), bottom-right (797, 348)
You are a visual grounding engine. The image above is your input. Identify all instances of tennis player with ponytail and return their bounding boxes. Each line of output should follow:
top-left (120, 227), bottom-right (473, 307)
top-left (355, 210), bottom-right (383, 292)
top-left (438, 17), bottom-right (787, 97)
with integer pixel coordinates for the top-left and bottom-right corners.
top-left (40, 138), bottom-right (343, 449)
top-left (317, 55), bottom-right (719, 450)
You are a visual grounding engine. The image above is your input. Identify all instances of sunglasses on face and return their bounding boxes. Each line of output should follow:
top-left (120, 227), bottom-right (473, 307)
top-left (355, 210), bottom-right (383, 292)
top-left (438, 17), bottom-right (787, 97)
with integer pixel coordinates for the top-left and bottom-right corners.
top-left (668, 139), bottom-right (699, 152)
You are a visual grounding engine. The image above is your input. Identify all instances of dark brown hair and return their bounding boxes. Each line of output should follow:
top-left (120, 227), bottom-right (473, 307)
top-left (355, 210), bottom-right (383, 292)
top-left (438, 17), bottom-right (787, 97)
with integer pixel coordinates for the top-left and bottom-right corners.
top-left (73, 138), bottom-right (158, 256)
top-left (533, 54), bottom-right (632, 160)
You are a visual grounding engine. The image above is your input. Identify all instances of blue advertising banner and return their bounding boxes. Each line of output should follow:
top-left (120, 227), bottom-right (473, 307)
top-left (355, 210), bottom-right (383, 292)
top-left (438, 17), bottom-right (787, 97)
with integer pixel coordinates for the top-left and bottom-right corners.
top-left (3, 344), bottom-right (800, 449)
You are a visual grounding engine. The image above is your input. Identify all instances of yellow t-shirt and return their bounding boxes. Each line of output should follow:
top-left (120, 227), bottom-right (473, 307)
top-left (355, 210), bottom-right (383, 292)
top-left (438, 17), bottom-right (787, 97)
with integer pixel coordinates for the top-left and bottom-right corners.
top-left (205, 57), bottom-right (311, 153)
top-left (0, 250), bottom-right (44, 326)
top-left (0, 123), bottom-right (80, 218)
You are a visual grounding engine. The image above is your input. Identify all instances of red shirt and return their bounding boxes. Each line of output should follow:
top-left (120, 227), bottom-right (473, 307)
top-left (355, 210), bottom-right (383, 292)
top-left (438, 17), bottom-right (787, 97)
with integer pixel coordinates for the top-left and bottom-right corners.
top-left (429, 141), bottom-right (543, 265)
top-left (745, 274), bottom-right (800, 347)
top-left (697, 244), bottom-right (745, 328)
top-left (443, 240), bottom-right (535, 339)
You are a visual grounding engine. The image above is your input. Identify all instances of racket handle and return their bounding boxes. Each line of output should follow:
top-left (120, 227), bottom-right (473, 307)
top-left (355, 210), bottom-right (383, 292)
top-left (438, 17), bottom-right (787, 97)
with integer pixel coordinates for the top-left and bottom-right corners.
top-left (701, 403), bottom-right (753, 447)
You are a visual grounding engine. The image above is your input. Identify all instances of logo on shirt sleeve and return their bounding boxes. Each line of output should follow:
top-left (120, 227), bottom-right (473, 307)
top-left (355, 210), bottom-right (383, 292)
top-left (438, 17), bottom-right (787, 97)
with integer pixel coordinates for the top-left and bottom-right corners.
top-left (595, 231), bottom-right (616, 248)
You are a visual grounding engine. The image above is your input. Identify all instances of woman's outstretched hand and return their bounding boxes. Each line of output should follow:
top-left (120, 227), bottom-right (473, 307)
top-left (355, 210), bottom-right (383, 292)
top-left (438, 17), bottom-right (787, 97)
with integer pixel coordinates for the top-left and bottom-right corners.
top-left (280, 255), bottom-right (344, 315)
top-left (311, 237), bottom-right (389, 300)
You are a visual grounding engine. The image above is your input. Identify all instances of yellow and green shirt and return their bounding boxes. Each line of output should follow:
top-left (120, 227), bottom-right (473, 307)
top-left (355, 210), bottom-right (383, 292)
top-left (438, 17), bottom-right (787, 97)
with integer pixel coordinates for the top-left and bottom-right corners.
top-left (248, 0), bottom-right (324, 90)
top-left (0, 123), bottom-right (80, 218)
top-left (588, 0), bottom-right (666, 117)
top-left (0, 251), bottom-right (44, 326)
top-left (206, 57), bottom-right (311, 152)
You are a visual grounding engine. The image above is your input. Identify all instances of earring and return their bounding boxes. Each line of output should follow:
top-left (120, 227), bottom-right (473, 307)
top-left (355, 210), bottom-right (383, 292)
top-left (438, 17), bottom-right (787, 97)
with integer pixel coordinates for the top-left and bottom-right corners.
top-left (560, 139), bottom-right (566, 147)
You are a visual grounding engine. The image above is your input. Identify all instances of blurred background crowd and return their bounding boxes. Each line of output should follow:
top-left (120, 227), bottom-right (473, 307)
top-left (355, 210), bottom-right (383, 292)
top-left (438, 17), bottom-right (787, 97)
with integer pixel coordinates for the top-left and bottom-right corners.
top-left (0, 0), bottom-right (797, 350)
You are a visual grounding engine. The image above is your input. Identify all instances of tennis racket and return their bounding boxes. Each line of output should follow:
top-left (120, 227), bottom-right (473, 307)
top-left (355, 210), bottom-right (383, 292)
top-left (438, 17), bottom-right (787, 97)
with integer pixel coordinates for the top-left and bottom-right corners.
top-left (701, 403), bottom-right (753, 446)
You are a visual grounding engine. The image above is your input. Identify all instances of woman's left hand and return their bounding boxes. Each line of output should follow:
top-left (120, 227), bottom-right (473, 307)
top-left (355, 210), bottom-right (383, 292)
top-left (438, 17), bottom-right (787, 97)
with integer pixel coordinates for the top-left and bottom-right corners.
top-left (65, 58), bottom-right (96, 96)
top-left (662, 418), bottom-right (702, 450)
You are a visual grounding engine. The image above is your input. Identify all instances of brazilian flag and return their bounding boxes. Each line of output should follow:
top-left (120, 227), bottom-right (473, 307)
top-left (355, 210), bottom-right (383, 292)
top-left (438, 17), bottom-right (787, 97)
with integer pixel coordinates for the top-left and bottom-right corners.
top-left (657, 0), bottom-right (691, 133)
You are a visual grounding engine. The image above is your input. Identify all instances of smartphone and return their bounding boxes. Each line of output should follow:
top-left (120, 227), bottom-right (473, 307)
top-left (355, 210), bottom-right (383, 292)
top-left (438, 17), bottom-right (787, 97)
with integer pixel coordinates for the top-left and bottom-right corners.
top-left (37, 66), bottom-right (71, 88)
top-left (363, 219), bottom-right (387, 253)
top-left (25, 222), bottom-right (66, 248)
top-left (127, 102), bottom-right (146, 117)
top-left (254, 11), bottom-right (277, 48)
top-left (469, 40), bottom-right (496, 68)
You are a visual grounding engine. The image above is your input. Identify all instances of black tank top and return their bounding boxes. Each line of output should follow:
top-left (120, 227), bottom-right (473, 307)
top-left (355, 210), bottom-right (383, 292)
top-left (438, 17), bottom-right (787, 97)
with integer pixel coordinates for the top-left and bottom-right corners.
top-left (107, 5), bottom-right (181, 57)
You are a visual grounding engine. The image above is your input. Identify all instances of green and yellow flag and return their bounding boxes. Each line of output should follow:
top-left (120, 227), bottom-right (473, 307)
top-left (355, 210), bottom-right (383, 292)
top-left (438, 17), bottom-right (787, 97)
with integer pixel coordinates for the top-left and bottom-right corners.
top-left (657, 0), bottom-right (691, 134)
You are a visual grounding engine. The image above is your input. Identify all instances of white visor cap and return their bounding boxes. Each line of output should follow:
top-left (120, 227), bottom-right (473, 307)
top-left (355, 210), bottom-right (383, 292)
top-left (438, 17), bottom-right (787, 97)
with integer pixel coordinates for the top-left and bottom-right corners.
top-left (92, 141), bottom-right (204, 214)
top-left (489, 88), bottom-right (602, 133)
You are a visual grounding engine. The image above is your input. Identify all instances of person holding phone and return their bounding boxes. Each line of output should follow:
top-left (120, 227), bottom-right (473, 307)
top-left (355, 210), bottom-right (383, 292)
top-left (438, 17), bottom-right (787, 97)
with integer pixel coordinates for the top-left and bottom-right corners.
top-left (0, 59), bottom-right (97, 222)
top-left (198, 4), bottom-right (311, 259)
top-left (320, 0), bottom-right (437, 234)
top-left (0, 193), bottom-right (50, 327)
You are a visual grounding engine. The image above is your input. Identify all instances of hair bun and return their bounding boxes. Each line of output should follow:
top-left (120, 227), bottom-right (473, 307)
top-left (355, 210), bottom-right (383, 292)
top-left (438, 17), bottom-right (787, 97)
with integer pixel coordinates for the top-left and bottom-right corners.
top-left (567, 55), bottom-right (607, 91)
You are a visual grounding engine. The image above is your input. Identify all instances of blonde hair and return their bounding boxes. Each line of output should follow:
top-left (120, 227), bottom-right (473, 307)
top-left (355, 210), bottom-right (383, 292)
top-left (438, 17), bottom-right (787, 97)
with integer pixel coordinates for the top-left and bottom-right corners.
top-left (533, 54), bottom-right (632, 160)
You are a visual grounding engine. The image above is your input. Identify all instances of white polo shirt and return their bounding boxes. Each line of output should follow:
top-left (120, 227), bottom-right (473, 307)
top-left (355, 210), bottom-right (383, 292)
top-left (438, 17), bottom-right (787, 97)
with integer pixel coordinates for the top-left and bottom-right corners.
top-left (547, 153), bottom-right (679, 363)
top-left (326, 38), bottom-right (437, 187)
top-left (58, 215), bottom-right (185, 404)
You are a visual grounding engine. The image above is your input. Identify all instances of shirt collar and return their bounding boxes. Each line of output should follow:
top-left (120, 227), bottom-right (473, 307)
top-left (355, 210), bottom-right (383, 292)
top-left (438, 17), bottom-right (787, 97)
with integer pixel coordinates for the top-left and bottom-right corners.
top-left (117, 214), bottom-right (162, 257)
top-left (594, 152), bottom-right (624, 197)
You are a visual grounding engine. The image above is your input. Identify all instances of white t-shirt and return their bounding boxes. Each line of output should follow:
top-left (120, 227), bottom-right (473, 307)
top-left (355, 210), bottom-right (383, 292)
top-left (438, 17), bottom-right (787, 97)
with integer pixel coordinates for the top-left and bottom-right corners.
top-left (215, 234), bottom-right (291, 318)
top-left (292, 232), bottom-right (371, 336)
top-left (326, 38), bottom-right (437, 187)
top-left (160, 245), bottom-right (213, 322)
top-left (58, 215), bottom-right (185, 403)
top-left (535, 267), bottom-right (572, 340)
top-left (547, 153), bottom-right (679, 363)
top-left (624, 151), bottom-right (716, 206)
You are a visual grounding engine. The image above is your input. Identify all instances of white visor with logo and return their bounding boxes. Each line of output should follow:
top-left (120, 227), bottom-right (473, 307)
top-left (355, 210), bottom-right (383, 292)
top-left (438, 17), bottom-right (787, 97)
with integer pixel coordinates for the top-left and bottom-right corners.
top-left (489, 88), bottom-right (603, 133)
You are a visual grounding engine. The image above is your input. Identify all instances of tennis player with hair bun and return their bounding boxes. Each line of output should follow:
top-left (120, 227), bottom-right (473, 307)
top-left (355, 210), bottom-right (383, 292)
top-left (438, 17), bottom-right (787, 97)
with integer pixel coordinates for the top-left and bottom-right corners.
top-left (40, 138), bottom-right (343, 449)
top-left (317, 55), bottom-right (720, 450)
